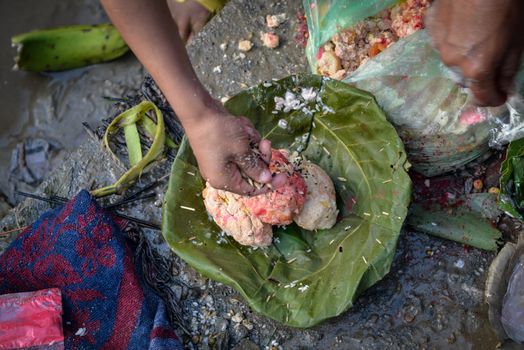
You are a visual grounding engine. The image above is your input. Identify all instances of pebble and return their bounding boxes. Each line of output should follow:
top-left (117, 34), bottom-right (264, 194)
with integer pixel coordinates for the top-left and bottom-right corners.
top-left (214, 317), bottom-right (229, 332)
top-left (488, 187), bottom-right (500, 194)
top-left (232, 338), bottom-right (260, 350)
top-left (242, 319), bottom-right (254, 330)
top-left (454, 259), bottom-right (465, 269)
top-left (231, 324), bottom-right (249, 341)
top-left (238, 40), bottom-right (253, 52)
top-left (232, 312), bottom-right (244, 323)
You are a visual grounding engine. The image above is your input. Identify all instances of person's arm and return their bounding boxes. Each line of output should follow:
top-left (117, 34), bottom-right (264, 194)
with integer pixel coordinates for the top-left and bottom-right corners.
top-left (101, 0), bottom-right (277, 195)
top-left (426, 0), bottom-right (524, 107)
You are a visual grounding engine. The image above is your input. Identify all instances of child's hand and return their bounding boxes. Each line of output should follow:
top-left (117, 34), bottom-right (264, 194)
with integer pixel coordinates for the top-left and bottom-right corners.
top-left (185, 108), bottom-right (282, 195)
top-left (167, 0), bottom-right (210, 43)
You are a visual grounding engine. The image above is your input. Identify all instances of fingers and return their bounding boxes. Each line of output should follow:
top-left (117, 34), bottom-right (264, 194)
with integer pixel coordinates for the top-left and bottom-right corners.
top-left (497, 47), bottom-right (523, 100)
top-left (220, 163), bottom-right (269, 196)
top-left (188, 16), bottom-right (208, 43)
top-left (271, 173), bottom-right (288, 189)
top-left (235, 150), bottom-right (272, 184)
top-left (259, 140), bottom-right (272, 164)
top-left (238, 117), bottom-right (262, 144)
top-left (177, 20), bottom-right (190, 43)
top-left (465, 62), bottom-right (506, 107)
top-left (425, 0), bottom-right (450, 51)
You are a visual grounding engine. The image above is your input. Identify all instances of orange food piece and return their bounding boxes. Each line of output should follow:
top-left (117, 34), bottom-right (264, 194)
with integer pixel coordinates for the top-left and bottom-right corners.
top-left (368, 42), bottom-right (386, 57)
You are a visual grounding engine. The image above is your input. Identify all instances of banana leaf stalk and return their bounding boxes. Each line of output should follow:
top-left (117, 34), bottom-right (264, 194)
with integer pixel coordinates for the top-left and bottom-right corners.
top-left (91, 101), bottom-right (166, 198)
top-left (408, 193), bottom-right (503, 251)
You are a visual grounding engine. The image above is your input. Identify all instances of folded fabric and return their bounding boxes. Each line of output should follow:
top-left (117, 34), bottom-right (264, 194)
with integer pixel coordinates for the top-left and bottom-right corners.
top-left (0, 190), bottom-right (183, 350)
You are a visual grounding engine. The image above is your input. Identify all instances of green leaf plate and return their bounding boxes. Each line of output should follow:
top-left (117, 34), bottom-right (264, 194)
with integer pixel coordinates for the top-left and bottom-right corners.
top-left (162, 75), bottom-right (411, 327)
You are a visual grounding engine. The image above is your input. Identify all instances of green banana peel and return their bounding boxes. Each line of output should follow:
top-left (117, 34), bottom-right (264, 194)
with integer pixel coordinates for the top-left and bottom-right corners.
top-left (140, 116), bottom-right (178, 150)
top-left (12, 24), bottom-right (129, 72)
top-left (91, 101), bottom-right (165, 198)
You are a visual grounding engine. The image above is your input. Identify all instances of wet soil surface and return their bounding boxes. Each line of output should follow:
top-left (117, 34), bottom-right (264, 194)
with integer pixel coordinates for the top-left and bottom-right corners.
top-left (0, 0), bottom-right (143, 206)
top-left (0, 0), bottom-right (517, 349)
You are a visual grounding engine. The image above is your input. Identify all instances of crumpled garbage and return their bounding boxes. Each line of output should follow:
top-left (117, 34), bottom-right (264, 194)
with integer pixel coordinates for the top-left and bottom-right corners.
top-left (9, 138), bottom-right (60, 186)
top-left (486, 236), bottom-right (524, 344)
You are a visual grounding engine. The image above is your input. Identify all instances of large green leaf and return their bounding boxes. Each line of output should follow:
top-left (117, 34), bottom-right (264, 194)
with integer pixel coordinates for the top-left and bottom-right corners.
top-left (500, 137), bottom-right (524, 220)
top-left (162, 75), bottom-right (411, 327)
top-left (408, 193), bottom-right (502, 251)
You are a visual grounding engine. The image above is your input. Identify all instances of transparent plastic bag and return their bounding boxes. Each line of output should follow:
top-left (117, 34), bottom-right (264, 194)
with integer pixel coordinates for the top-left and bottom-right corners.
top-left (345, 30), bottom-right (506, 176)
top-left (490, 69), bottom-right (524, 148)
top-left (304, 0), bottom-right (523, 176)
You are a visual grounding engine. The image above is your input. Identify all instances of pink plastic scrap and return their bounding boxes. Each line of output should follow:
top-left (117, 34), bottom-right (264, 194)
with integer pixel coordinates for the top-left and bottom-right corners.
top-left (0, 288), bottom-right (64, 349)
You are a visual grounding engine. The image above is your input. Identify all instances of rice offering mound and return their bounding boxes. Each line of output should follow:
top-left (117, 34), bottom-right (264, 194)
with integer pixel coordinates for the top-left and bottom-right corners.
top-left (294, 161), bottom-right (338, 230)
top-left (202, 185), bottom-right (273, 247)
top-left (243, 149), bottom-right (307, 225)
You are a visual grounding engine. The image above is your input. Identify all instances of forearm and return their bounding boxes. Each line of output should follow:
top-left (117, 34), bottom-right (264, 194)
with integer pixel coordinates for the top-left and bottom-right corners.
top-left (101, 0), bottom-right (215, 131)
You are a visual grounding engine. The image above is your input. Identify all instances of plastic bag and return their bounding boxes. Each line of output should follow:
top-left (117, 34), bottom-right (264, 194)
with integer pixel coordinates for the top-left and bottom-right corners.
top-left (345, 30), bottom-right (507, 176)
top-left (304, 0), bottom-right (521, 176)
top-left (490, 68), bottom-right (524, 148)
top-left (0, 288), bottom-right (64, 349)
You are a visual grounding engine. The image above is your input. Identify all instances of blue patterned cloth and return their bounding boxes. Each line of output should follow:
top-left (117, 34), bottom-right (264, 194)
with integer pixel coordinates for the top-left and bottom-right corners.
top-left (0, 190), bottom-right (184, 350)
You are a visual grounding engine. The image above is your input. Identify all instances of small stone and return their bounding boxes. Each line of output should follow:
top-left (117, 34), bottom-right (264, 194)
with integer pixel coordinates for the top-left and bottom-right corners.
top-left (231, 313), bottom-right (244, 323)
top-left (403, 304), bottom-right (419, 324)
top-left (464, 178), bottom-right (473, 194)
top-left (213, 65), bottom-right (222, 74)
top-left (454, 259), bottom-right (465, 269)
top-left (191, 335), bottom-right (201, 344)
top-left (404, 312), bottom-right (416, 323)
top-left (266, 13), bottom-right (286, 28)
top-left (203, 294), bottom-right (214, 306)
top-left (173, 285), bottom-right (183, 300)
top-left (214, 317), bottom-right (228, 332)
top-left (219, 42), bottom-right (228, 51)
top-left (75, 328), bottom-right (87, 336)
top-left (238, 40), bottom-right (253, 52)
top-left (488, 187), bottom-right (500, 194)
top-left (230, 324), bottom-right (249, 342)
top-left (241, 319), bottom-right (254, 330)
top-left (232, 338), bottom-right (260, 350)
top-left (277, 119), bottom-right (288, 129)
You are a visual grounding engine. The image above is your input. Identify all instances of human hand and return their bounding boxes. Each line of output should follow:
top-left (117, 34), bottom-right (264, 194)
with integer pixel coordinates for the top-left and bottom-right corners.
top-left (426, 0), bottom-right (524, 106)
top-left (167, 0), bottom-right (210, 43)
top-left (185, 108), bottom-right (285, 195)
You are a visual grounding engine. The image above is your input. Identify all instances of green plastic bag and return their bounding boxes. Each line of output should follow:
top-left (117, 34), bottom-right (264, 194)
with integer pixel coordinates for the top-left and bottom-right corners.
top-left (162, 75), bottom-right (411, 327)
top-left (303, 0), bottom-right (507, 176)
top-left (304, 0), bottom-right (398, 73)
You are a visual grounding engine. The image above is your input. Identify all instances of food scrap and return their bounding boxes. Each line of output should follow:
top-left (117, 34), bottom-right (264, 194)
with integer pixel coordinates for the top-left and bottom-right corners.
top-left (266, 13), bottom-right (287, 28)
top-left (238, 39), bottom-right (253, 52)
top-left (243, 149), bottom-right (307, 225)
top-left (294, 161), bottom-right (338, 230)
top-left (260, 32), bottom-right (280, 49)
top-left (203, 149), bottom-right (338, 247)
top-left (316, 0), bottom-right (432, 80)
top-left (202, 185), bottom-right (273, 247)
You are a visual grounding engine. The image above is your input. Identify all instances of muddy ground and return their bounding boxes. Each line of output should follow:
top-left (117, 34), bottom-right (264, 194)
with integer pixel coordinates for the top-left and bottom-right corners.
top-left (0, 0), bottom-right (514, 349)
top-left (0, 0), bottom-right (143, 208)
